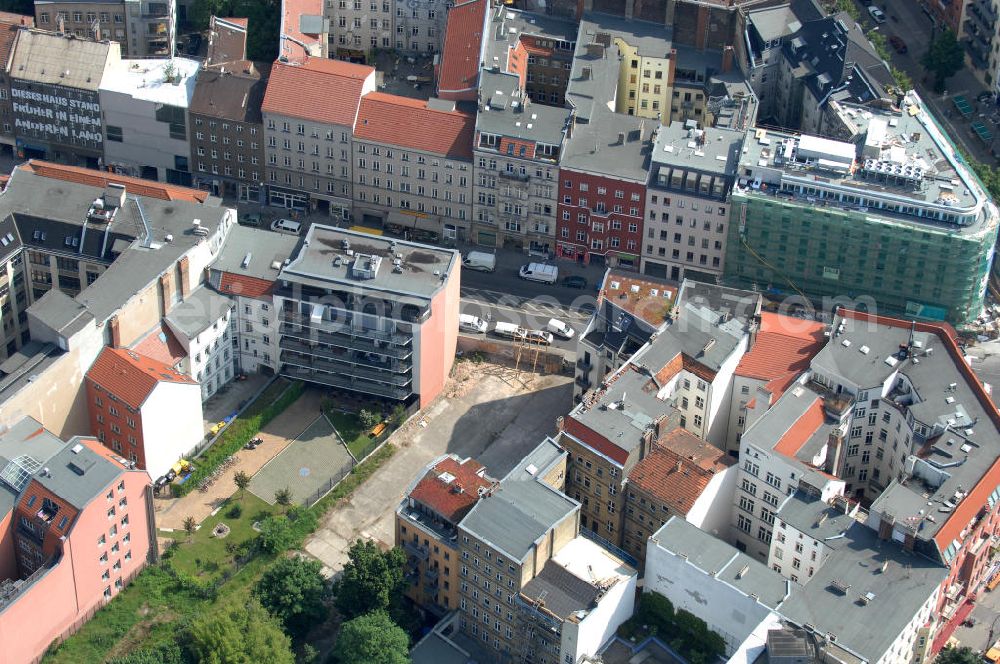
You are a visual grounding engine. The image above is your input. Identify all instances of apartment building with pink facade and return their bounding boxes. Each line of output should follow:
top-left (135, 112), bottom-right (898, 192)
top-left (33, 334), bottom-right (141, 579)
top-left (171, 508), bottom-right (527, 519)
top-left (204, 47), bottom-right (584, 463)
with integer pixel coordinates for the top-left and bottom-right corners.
top-left (0, 417), bottom-right (154, 663)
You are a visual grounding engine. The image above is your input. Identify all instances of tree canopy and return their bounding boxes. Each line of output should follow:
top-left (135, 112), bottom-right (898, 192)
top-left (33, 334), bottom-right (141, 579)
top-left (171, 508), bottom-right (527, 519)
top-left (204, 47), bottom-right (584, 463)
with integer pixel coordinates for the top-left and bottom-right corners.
top-left (334, 539), bottom-right (407, 620)
top-left (257, 515), bottom-right (296, 554)
top-left (922, 30), bottom-right (965, 93)
top-left (255, 556), bottom-right (329, 635)
top-left (186, 0), bottom-right (279, 62)
top-left (936, 646), bottom-right (984, 664)
top-left (331, 611), bottom-right (410, 664)
top-left (187, 600), bottom-right (294, 664)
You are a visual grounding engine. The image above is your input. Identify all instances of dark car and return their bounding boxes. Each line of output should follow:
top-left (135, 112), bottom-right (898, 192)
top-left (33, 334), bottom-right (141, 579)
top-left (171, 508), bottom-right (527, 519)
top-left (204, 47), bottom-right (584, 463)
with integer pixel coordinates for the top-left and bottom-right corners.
top-left (562, 275), bottom-right (588, 289)
top-left (888, 35), bottom-right (907, 53)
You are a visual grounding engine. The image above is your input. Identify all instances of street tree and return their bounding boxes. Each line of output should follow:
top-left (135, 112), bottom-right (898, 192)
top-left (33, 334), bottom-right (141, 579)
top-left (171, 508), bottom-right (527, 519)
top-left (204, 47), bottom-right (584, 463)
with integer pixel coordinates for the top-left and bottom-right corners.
top-left (922, 30), bottom-right (965, 93)
top-left (936, 647), bottom-right (983, 664)
top-left (233, 471), bottom-right (251, 500)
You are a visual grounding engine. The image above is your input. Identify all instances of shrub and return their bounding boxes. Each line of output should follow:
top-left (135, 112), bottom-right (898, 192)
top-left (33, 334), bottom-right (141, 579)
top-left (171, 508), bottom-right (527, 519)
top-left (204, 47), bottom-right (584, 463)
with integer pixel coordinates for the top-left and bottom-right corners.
top-left (226, 503), bottom-right (243, 519)
top-left (358, 408), bottom-right (381, 429)
top-left (258, 516), bottom-right (296, 554)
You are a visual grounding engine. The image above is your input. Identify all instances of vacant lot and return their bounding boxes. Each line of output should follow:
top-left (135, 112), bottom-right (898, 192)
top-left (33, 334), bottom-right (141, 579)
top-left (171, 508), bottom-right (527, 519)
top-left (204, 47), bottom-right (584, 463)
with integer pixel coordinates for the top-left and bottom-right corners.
top-left (305, 360), bottom-right (573, 573)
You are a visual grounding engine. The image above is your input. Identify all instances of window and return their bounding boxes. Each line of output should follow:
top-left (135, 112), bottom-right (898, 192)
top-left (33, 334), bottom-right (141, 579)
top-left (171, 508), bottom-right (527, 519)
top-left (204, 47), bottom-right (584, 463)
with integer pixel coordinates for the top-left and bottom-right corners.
top-left (106, 126), bottom-right (123, 142)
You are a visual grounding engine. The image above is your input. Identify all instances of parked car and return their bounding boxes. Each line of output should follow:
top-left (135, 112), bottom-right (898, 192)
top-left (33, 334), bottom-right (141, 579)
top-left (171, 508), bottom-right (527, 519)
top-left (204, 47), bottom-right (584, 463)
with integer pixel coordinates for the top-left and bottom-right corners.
top-left (526, 330), bottom-right (554, 345)
top-left (270, 218), bottom-right (302, 235)
top-left (888, 35), bottom-right (907, 53)
top-left (518, 262), bottom-right (558, 284)
top-left (868, 6), bottom-right (886, 23)
top-left (459, 313), bottom-right (489, 333)
top-left (561, 275), bottom-right (588, 289)
top-left (239, 213), bottom-right (261, 227)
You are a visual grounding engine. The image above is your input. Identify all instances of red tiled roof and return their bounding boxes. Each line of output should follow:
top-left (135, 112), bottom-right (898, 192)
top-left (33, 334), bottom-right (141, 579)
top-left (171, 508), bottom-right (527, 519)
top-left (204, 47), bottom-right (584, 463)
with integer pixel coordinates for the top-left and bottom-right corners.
top-left (355, 92), bottom-right (474, 159)
top-left (219, 273), bottom-right (275, 299)
top-left (773, 397), bottom-right (826, 457)
top-left (132, 324), bottom-right (187, 368)
top-left (628, 428), bottom-right (732, 513)
top-left (279, 0), bottom-right (324, 61)
top-left (18, 161), bottom-right (210, 203)
top-left (220, 16), bottom-right (248, 27)
top-left (0, 17), bottom-right (26, 68)
top-left (437, 0), bottom-right (487, 96)
top-left (408, 456), bottom-right (495, 523)
top-left (263, 58), bottom-right (373, 126)
top-left (736, 313), bottom-right (825, 402)
top-left (86, 347), bottom-right (196, 410)
top-left (17, 481), bottom-right (78, 555)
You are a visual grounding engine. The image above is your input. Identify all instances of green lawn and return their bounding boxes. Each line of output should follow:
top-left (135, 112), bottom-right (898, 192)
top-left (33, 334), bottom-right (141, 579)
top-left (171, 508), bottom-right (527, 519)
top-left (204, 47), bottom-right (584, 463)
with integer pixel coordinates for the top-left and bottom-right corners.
top-left (167, 493), bottom-right (276, 583)
top-left (326, 409), bottom-right (381, 460)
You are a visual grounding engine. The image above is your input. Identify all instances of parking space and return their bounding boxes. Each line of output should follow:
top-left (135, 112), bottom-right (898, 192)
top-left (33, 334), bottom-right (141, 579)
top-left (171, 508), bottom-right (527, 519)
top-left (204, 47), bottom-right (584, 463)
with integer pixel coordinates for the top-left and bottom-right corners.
top-left (248, 414), bottom-right (355, 506)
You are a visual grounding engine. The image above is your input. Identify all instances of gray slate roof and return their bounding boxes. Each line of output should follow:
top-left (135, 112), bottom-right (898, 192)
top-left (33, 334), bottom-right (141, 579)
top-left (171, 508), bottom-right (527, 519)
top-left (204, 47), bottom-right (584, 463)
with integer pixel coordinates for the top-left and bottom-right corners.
top-left (10, 30), bottom-right (118, 90)
top-left (165, 286), bottom-right (234, 340)
top-left (36, 437), bottom-right (125, 510)
top-left (460, 477), bottom-right (577, 562)
top-left (521, 559), bottom-right (600, 619)
top-left (28, 289), bottom-right (94, 338)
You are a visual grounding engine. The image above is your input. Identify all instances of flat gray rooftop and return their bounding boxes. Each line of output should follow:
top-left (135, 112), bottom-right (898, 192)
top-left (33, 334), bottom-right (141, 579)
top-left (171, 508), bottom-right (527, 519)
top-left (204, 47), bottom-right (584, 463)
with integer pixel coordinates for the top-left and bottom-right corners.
top-left (737, 93), bottom-right (993, 232)
top-left (210, 224), bottom-right (300, 281)
top-left (559, 110), bottom-right (654, 182)
top-left (481, 6), bottom-right (577, 71)
top-left (37, 437), bottom-right (126, 510)
top-left (165, 286), bottom-right (234, 340)
top-left (776, 492), bottom-right (857, 543)
top-left (27, 289), bottom-right (94, 338)
top-left (460, 478), bottom-right (577, 563)
top-left (477, 70), bottom-right (570, 147)
top-left (651, 121), bottom-right (745, 177)
top-left (570, 366), bottom-right (667, 456)
top-left (0, 417), bottom-right (68, 519)
top-left (522, 560), bottom-right (600, 619)
top-left (281, 225), bottom-right (458, 301)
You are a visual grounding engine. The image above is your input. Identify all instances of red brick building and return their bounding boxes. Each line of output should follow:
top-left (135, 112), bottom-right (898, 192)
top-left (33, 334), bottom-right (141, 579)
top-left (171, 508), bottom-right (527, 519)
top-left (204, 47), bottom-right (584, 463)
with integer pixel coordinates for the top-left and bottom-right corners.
top-left (556, 168), bottom-right (647, 269)
top-left (85, 347), bottom-right (202, 481)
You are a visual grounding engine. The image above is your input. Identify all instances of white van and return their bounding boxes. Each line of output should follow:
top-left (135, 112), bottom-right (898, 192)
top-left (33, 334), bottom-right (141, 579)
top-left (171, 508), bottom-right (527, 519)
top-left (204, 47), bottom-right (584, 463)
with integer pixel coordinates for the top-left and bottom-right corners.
top-left (459, 314), bottom-right (489, 334)
top-left (493, 322), bottom-right (527, 340)
top-left (270, 218), bottom-right (302, 236)
top-left (527, 330), bottom-right (554, 345)
top-left (519, 262), bottom-right (558, 284)
top-left (463, 251), bottom-right (496, 272)
top-left (546, 318), bottom-right (575, 339)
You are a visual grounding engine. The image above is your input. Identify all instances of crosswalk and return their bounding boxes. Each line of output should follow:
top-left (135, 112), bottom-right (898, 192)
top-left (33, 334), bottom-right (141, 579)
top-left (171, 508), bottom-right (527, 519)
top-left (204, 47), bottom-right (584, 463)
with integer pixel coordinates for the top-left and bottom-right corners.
top-left (460, 287), bottom-right (595, 322)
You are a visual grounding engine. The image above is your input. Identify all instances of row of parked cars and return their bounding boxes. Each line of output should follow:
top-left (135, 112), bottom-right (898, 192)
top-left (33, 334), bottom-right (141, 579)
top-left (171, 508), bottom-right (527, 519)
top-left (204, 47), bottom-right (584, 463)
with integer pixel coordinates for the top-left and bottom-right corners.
top-left (459, 314), bottom-right (575, 345)
top-left (462, 251), bottom-right (590, 289)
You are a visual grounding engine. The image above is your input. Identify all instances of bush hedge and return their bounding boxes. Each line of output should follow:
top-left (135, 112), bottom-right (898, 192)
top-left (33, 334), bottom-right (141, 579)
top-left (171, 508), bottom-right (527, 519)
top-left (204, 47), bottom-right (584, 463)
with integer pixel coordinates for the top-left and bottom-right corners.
top-left (173, 380), bottom-right (304, 497)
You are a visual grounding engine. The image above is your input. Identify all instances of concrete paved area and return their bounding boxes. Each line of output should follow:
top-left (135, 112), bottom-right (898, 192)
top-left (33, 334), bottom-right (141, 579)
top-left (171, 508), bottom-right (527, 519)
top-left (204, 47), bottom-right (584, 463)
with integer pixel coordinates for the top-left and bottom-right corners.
top-left (154, 388), bottom-right (323, 530)
top-left (303, 364), bottom-right (573, 574)
top-left (248, 414), bottom-right (354, 506)
top-left (201, 373), bottom-right (269, 435)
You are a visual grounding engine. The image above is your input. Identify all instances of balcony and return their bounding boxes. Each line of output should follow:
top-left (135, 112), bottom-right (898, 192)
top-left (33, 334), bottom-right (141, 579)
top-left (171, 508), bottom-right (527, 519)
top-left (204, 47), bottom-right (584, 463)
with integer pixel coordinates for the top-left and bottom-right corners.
top-left (143, 3), bottom-right (170, 17)
top-left (576, 357), bottom-right (592, 370)
top-left (281, 365), bottom-right (411, 400)
top-left (280, 338), bottom-right (411, 374)
top-left (404, 540), bottom-right (429, 560)
top-left (575, 374), bottom-right (591, 390)
top-left (282, 351), bottom-right (412, 387)
top-left (280, 317), bottom-right (412, 359)
top-left (499, 170), bottom-right (530, 183)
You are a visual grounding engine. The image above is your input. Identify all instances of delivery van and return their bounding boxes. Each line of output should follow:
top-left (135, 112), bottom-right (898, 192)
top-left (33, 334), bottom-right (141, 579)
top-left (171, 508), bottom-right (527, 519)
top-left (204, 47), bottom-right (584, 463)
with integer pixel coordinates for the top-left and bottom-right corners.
top-left (270, 218), bottom-right (302, 236)
top-left (519, 262), bottom-right (558, 284)
top-left (493, 322), bottom-right (527, 340)
top-left (546, 318), bottom-right (575, 339)
top-left (459, 314), bottom-right (489, 333)
top-left (463, 251), bottom-right (496, 272)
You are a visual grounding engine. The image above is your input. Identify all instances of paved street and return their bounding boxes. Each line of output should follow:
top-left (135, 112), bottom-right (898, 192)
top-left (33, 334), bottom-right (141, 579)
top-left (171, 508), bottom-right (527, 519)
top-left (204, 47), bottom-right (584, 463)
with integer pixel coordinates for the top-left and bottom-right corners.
top-left (951, 585), bottom-right (1000, 652)
top-left (858, 0), bottom-right (999, 163)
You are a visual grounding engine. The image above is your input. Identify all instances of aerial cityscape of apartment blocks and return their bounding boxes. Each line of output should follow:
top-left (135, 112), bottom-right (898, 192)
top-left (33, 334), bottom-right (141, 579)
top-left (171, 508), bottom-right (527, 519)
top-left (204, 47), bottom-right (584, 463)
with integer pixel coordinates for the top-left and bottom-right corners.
top-left (0, 0), bottom-right (996, 661)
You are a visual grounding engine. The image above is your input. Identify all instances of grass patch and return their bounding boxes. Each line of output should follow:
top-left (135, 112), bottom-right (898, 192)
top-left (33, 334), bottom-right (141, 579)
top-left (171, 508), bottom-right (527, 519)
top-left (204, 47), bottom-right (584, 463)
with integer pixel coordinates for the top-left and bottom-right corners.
top-left (326, 409), bottom-right (381, 459)
top-left (167, 494), bottom-right (275, 583)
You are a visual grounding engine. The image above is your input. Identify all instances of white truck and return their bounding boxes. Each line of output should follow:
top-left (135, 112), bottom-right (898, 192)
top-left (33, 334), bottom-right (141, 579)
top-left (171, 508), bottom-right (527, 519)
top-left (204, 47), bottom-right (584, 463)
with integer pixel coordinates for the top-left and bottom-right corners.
top-left (463, 251), bottom-right (496, 272)
top-left (459, 314), bottom-right (489, 333)
top-left (546, 318), bottom-right (575, 339)
top-left (493, 322), bottom-right (527, 340)
top-left (519, 262), bottom-right (558, 284)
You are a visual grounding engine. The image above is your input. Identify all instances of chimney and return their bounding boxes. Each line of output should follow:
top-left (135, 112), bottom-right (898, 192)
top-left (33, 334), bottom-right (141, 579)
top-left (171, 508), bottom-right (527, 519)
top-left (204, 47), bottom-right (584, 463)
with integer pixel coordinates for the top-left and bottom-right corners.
top-left (722, 45), bottom-right (734, 74)
top-left (556, 415), bottom-right (565, 431)
top-left (178, 256), bottom-right (190, 298)
top-left (109, 316), bottom-right (121, 348)
top-left (824, 429), bottom-right (844, 474)
top-left (159, 272), bottom-right (173, 310)
top-left (667, 49), bottom-right (677, 86)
